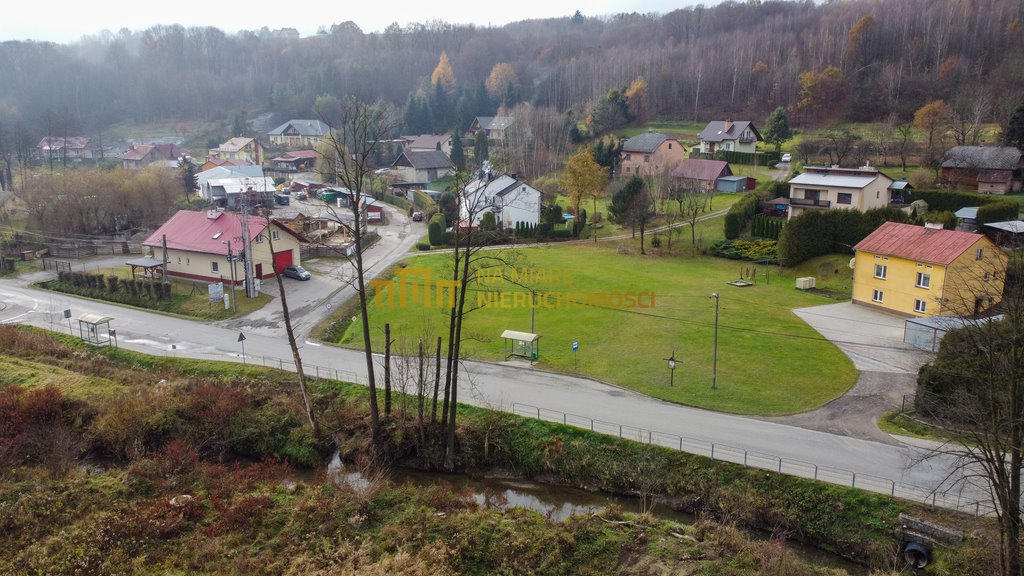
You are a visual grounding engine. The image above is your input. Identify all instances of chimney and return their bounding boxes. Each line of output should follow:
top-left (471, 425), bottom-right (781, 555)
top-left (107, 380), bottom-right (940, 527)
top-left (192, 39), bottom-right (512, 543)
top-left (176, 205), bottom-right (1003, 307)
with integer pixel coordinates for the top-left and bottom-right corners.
top-left (724, 119), bottom-right (734, 133)
top-left (924, 222), bottom-right (944, 230)
top-left (206, 209), bottom-right (221, 220)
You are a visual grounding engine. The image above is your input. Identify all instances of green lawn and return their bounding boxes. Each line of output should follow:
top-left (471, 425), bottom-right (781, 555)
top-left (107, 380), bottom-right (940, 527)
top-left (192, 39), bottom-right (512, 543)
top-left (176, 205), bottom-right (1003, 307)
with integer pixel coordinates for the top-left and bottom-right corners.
top-left (39, 266), bottom-right (272, 321)
top-left (327, 242), bottom-right (857, 415)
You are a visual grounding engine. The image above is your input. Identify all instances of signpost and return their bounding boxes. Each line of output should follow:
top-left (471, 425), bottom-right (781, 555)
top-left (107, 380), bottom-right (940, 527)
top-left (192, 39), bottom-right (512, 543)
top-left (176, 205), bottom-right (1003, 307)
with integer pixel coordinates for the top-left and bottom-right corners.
top-left (63, 309), bottom-right (72, 335)
top-left (238, 332), bottom-right (247, 364)
top-left (572, 339), bottom-right (579, 371)
top-left (208, 282), bottom-right (224, 303)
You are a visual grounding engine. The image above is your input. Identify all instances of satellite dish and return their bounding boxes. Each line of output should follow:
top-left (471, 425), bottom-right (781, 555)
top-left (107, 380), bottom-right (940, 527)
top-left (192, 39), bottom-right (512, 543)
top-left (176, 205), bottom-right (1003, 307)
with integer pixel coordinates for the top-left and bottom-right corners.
top-left (849, 257), bottom-right (856, 269)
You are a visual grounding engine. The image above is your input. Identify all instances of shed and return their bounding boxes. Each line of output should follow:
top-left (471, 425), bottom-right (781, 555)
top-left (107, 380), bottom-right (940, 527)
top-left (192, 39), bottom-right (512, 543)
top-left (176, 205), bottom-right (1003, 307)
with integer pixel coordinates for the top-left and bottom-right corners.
top-left (77, 313), bottom-right (114, 346)
top-left (125, 256), bottom-right (165, 280)
top-left (501, 329), bottom-right (539, 361)
top-left (716, 175), bottom-right (747, 193)
top-left (905, 315), bottom-right (1002, 352)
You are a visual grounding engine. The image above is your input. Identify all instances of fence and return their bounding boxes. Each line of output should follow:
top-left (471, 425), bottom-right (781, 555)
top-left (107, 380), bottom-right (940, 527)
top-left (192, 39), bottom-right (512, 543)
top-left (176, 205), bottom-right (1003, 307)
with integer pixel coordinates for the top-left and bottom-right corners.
top-left (508, 402), bottom-right (995, 517)
top-left (170, 349), bottom-right (994, 517)
top-left (45, 241), bottom-right (143, 259)
top-left (41, 257), bottom-right (72, 273)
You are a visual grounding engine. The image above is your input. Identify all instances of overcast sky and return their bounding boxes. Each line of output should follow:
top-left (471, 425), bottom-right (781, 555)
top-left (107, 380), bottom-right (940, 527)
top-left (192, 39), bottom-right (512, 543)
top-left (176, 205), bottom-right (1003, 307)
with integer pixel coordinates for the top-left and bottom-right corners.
top-left (1, 1), bottom-right (698, 43)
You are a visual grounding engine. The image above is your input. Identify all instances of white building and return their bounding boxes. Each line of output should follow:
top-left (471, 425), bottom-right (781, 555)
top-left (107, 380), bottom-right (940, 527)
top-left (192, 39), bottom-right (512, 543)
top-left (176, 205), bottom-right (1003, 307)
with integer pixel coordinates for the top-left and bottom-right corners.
top-left (461, 174), bottom-right (542, 228)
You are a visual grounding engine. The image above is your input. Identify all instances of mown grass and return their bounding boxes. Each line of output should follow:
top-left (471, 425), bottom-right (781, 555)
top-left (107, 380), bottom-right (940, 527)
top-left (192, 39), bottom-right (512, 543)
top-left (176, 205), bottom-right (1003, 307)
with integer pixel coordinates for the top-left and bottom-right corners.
top-left (325, 241), bottom-right (857, 415)
top-left (37, 265), bottom-right (272, 320)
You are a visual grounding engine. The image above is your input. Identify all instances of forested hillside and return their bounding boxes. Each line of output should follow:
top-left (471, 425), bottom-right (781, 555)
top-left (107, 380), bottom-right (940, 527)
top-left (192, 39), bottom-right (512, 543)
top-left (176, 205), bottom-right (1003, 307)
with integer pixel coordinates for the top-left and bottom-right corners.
top-left (0, 0), bottom-right (1021, 140)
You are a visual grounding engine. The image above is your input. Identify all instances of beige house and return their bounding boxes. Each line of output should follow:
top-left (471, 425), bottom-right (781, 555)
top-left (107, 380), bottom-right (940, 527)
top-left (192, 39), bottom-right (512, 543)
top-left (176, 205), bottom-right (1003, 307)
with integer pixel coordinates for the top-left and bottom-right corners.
top-left (619, 132), bottom-right (687, 177)
top-left (786, 165), bottom-right (895, 220)
top-left (143, 210), bottom-right (305, 288)
top-left (208, 137), bottom-right (265, 164)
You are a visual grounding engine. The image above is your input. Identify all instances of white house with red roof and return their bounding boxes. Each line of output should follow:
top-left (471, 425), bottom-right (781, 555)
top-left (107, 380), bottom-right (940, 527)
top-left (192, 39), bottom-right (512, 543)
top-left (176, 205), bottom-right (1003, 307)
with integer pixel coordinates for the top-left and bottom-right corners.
top-left (143, 210), bottom-right (306, 287)
top-left (852, 221), bottom-right (1007, 317)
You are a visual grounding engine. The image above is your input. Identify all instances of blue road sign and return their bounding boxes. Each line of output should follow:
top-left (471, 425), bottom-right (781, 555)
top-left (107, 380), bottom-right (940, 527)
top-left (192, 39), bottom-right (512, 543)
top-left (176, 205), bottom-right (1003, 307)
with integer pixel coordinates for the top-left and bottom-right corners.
top-left (572, 339), bottom-right (579, 351)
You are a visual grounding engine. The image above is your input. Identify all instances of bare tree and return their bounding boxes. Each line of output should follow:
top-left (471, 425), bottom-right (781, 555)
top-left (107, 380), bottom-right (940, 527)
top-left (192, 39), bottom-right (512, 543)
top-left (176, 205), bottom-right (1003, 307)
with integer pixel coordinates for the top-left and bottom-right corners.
top-left (671, 179), bottom-right (709, 247)
top-left (263, 217), bottom-right (318, 433)
top-left (915, 250), bottom-right (1019, 576)
top-left (947, 89), bottom-right (992, 146)
top-left (316, 96), bottom-right (399, 439)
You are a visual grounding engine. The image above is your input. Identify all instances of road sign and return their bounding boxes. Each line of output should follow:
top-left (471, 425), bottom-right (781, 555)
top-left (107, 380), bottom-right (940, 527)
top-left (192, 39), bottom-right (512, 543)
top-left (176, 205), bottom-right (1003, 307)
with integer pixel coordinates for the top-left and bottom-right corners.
top-left (572, 339), bottom-right (579, 351)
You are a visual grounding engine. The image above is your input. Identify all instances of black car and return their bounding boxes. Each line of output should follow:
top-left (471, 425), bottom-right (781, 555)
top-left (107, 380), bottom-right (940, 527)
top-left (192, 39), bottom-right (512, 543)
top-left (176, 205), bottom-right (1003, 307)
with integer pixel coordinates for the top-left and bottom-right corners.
top-left (282, 264), bottom-right (311, 280)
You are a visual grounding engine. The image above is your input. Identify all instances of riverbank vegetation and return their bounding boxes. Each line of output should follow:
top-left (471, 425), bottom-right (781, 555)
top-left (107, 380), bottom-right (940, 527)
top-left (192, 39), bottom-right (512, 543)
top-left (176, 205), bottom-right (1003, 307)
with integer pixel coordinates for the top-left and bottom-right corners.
top-left (0, 325), bottom-right (997, 574)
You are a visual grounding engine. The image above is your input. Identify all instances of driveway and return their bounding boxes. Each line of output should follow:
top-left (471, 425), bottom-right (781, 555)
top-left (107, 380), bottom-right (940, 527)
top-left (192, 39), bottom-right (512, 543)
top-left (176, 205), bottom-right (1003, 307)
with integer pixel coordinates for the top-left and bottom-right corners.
top-left (761, 302), bottom-right (935, 443)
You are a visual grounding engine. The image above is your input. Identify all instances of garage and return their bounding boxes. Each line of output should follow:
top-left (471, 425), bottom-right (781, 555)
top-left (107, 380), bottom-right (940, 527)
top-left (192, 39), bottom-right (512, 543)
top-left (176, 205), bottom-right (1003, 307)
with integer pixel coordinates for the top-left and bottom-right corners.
top-left (273, 249), bottom-right (294, 271)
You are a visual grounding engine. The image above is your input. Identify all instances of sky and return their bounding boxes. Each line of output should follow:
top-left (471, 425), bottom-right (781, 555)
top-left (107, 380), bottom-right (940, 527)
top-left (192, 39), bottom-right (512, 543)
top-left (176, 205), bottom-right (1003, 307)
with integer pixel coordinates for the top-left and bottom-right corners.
top-left (1, 1), bottom-right (696, 43)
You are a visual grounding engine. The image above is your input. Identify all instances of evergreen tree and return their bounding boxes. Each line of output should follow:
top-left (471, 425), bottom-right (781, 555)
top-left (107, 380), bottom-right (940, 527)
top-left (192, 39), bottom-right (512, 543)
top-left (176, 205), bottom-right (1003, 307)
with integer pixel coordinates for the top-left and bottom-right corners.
top-left (474, 130), bottom-right (489, 165)
top-left (450, 133), bottom-right (466, 170)
top-left (762, 107), bottom-right (793, 153)
top-left (1004, 99), bottom-right (1024, 151)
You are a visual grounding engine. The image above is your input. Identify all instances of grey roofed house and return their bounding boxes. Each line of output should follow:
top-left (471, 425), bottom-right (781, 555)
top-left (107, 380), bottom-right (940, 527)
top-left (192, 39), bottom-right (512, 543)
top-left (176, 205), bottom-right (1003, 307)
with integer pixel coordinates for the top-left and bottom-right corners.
top-left (941, 146), bottom-right (1023, 170)
top-left (471, 116), bottom-right (515, 132)
top-left (697, 120), bottom-right (762, 143)
top-left (392, 150), bottom-right (453, 170)
top-left (267, 119), bottom-right (331, 137)
top-left (622, 132), bottom-right (670, 154)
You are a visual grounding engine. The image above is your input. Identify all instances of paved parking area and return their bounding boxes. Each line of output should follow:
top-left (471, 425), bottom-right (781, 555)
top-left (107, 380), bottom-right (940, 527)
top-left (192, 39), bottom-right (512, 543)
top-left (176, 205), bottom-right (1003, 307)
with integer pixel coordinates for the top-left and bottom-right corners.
top-left (760, 302), bottom-right (935, 444)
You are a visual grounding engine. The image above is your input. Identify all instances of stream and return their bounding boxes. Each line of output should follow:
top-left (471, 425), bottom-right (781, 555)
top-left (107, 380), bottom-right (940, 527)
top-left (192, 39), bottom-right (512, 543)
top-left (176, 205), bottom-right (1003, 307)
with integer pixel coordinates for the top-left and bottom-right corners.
top-left (324, 452), bottom-right (868, 574)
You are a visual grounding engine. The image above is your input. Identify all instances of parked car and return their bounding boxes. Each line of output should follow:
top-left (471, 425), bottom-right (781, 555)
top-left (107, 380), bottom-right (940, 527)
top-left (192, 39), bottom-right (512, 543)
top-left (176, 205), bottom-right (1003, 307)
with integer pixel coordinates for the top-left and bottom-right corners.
top-left (282, 264), bottom-right (311, 280)
top-left (411, 211), bottom-right (424, 222)
top-left (781, 153), bottom-right (792, 163)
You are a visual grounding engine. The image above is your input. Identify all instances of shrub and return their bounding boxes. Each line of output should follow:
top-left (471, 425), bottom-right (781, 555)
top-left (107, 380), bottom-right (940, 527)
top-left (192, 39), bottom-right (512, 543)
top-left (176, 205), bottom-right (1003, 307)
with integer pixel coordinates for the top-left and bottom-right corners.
top-left (710, 239), bottom-right (778, 261)
top-left (920, 210), bottom-right (957, 230)
top-left (724, 191), bottom-right (765, 239)
top-left (778, 207), bottom-right (911, 266)
top-left (428, 214), bottom-right (445, 246)
top-left (416, 241), bottom-right (431, 251)
top-left (650, 234), bottom-right (662, 248)
top-left (977, 199), bottom-right (1020, 226)
top-left (107, 276), bottom-right (120, 293)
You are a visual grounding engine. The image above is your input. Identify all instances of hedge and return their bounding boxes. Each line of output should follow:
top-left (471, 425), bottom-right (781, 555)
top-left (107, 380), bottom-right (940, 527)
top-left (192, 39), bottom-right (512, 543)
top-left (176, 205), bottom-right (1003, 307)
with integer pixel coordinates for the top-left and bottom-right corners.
top-left (724, 191), bottom-right (765, 239)
top-left (902, 189), bottom-right (1000, 213)
top-left (777, 207), bottom-right (911, 266)
top-left (976, 199), bottom-right (1021, 226)
top-left (428, 214), bottom-right (445, 246)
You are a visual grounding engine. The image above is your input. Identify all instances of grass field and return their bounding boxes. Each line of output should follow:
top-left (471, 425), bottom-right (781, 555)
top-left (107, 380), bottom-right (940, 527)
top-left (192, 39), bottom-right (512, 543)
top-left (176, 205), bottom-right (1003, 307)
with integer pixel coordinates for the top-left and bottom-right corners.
top-left (326, 242), bottom-right (857, 415)
top-left (39, 266), bottom-right (272, 321)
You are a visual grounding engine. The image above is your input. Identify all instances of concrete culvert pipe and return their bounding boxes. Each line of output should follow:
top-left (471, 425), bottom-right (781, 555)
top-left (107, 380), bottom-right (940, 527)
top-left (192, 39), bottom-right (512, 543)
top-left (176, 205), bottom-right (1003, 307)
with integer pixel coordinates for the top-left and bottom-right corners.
top-left (901, 541), bottom-right (931, 569)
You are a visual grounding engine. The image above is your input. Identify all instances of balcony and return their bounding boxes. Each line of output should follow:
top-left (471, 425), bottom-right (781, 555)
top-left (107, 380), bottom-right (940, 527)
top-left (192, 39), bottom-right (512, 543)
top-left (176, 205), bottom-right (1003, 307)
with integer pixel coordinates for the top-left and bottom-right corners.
top-left (789, 197), bottom-right (831, 209)
top-left (737, 136), bottom-right (756, 144)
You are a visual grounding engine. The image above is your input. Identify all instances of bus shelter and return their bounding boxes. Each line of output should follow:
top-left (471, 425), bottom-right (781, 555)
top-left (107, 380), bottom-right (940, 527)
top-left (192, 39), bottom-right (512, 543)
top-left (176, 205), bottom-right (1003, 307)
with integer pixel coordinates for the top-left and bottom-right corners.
top-left (78, 313), bottom-right (114, 346)
top-left (501, 329), bottom-right (539, 361)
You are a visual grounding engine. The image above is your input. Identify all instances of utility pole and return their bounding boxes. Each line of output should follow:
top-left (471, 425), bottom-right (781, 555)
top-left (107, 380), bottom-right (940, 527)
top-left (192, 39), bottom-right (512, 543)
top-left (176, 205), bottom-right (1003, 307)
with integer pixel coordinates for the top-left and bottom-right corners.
top-left (710, 292), bottom-right (719, 390)
top-left (240, 192), bottom-right (256, 298)
top-left (161, 234), bottom-right (168, 285)
top-left (225, 241), bottom-right (237, 312)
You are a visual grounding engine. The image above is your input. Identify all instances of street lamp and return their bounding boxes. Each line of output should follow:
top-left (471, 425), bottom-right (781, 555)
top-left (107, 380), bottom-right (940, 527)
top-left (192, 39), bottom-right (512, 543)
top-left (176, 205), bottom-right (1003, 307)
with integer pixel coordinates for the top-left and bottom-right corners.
top-left (665, 351), bottom-right (677, 386)
top-left (710, 292), bottom-right (719, 390)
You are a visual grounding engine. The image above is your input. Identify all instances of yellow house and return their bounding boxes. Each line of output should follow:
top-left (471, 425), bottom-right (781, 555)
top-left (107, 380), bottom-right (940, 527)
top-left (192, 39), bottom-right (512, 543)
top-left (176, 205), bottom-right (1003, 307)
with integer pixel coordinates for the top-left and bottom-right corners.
top-left (143, 210), bottom-right (306, 289)
top-left (852, 222), bottom-right (1007, 317)
top-left (619, 131), bottom-right (687, 177)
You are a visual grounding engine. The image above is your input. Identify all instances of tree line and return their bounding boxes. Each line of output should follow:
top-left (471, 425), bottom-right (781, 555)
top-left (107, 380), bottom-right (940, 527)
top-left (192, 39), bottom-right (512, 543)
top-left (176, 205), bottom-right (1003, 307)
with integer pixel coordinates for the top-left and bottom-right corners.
top-left (0, 0), bottom-right (1021, 153)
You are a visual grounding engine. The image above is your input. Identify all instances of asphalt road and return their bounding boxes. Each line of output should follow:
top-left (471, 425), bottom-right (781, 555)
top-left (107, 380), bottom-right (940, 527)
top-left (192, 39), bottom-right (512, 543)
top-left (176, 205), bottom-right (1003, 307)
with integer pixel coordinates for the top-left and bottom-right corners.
top-left (0, 204), bottom-right (990, 512)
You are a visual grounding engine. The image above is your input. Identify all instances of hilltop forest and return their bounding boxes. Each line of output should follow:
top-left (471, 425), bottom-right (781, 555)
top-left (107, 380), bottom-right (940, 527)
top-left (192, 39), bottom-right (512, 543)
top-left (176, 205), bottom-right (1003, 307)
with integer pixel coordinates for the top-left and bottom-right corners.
top-left (0, 0), bottom-right (1022, 158)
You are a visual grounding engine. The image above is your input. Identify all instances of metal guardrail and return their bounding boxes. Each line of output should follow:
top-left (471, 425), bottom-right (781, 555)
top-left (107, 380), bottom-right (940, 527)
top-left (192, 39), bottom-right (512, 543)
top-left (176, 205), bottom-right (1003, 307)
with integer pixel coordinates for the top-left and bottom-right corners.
top-left (237, 353), bottom-right (993, 516)
top-left (509, 402), bottom-right (995, 517)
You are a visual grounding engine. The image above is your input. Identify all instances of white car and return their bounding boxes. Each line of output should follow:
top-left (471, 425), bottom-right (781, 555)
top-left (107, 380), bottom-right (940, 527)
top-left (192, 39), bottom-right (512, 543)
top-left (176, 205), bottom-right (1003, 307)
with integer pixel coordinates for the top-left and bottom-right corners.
top-left (781, 153), bottom-right (792, 163)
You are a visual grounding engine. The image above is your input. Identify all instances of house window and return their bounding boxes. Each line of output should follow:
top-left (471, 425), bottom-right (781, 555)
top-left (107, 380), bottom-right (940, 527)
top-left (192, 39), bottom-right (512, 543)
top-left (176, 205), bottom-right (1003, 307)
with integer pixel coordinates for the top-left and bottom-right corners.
top-left (872, 289), bottom-right (884, 303)
top-left (177, 257), bottom-right (181, 264)
top-left (211, 261), bottom-right (219, 273)
top-left (644, 155), bottom-right (651, 163)
top-left (255, 234), bottom-right (264, 244)
top-left (668, 143), bottom-right (673, 149)
top-left (914, 299), bottom-right (927, 313)
top-left (916, 273), bottom-right (930, 288)
top-left (837, 193), bottom-right (853, 205)
top-left (625, 153), bottom-right (631, 161)
top-left (725, 142), bottom-right (733, 151)
top-left (874, 264), bottom-right (887, 279)
top-left (186, 258), bottom-right (190, 265)
top-left (976, 248), bottom-right (984, 260)
top-left (272, 230), bottom-right (280, 241)
top-left (805, 189), bottom-right (821, 202)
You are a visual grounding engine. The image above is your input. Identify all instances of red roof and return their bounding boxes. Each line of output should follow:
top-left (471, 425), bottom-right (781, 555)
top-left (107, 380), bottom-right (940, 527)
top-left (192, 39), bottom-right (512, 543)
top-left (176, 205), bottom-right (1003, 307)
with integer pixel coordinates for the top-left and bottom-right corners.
top-left (854, 221), bottom-right (986, 265)
top-left (143, 210), bottom-right (270, 255)
top-left (671, 158), bottom-right (731, 182)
